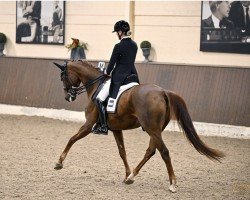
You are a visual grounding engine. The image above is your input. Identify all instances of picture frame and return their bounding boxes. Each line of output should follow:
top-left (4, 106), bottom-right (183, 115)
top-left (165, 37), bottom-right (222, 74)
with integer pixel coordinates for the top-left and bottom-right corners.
top-left (16, 1), bottom-right (65, 45)
top-left (200, 1), bottom-right (250, 54)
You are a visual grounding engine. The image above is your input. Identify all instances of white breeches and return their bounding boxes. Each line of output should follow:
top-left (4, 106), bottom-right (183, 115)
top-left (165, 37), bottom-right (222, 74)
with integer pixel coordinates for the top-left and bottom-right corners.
top-left (96, 79), bottom-right (111, 102)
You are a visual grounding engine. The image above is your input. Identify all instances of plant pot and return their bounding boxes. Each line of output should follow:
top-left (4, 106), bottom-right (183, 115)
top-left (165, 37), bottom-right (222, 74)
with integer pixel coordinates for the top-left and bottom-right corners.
top-left (0, 43), bottom-right (5, 57)
top-left (70, 47), bottom-right (86, 60)
top-left (141, 48), bottom-right (150, 62)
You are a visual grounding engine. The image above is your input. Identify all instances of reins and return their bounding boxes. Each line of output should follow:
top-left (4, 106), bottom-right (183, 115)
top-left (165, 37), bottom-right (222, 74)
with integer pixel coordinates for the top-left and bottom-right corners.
top-left (71, 74), bottom-right (107, 95)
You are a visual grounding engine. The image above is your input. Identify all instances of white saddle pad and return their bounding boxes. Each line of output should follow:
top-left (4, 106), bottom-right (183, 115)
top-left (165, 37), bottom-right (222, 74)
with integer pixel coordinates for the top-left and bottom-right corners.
top-left (106, 82), bottom-right (139, 113)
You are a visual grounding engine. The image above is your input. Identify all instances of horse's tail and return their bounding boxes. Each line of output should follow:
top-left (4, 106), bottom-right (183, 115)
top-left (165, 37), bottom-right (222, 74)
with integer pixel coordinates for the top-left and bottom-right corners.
top-left (165, 91), bottom-right (225, 162)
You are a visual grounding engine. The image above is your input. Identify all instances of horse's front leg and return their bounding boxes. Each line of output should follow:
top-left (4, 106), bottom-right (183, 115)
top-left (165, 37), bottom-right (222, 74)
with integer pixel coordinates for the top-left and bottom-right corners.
top-left (112, 130), bottom-right (131, 182)
top-left (54, 121), bottom-right (93, 170)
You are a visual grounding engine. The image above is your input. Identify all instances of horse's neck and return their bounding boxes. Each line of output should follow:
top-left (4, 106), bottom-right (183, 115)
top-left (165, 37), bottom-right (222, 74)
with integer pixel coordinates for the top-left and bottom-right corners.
top-left (72, 64), bottom-right (102, 99)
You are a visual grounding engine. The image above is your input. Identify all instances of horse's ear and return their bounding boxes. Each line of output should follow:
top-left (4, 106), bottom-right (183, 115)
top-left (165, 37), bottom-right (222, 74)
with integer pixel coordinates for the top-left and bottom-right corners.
top-left (53, 62), bottom-right (64, 71)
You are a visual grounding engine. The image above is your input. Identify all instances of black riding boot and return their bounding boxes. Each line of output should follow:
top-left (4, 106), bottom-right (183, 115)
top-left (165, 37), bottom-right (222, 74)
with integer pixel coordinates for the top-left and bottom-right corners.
top-left (92, 99), bottom-right (108, 135)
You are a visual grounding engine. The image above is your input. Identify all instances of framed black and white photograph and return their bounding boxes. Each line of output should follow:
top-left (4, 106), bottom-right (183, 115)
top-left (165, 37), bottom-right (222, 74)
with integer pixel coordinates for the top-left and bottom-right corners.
top-left (200, 1), bottom-right (250, 54)
top-left (16, 1), bottom-right (65, 45)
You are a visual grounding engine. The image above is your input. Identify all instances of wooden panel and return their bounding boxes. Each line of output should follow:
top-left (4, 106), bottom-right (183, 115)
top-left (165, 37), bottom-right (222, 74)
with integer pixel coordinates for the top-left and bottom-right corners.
top-left (136, 63), bottom-right (250, 126)
top-left (0, 57), bottom-right (249, 126)
top-left (0, 58), bottom-right (88, 111)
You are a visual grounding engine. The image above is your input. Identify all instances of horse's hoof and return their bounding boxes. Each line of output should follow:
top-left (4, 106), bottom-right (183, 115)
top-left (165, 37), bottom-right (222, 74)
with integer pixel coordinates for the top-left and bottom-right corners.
top-left (124, 172), bottom-right (135, 184)
top-left (54, 163), bottom-right (63, 170)
top-left (169, 184), bottom-right (177, 193)
top-left (124, 178), bottom-right (134, 185)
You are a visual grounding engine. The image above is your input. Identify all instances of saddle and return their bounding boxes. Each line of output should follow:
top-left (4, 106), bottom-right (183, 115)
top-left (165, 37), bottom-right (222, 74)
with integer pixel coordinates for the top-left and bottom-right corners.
top-left (106, 82), bottom-right (139, 113)
top-left (92, 80), bottom-right (138, 113)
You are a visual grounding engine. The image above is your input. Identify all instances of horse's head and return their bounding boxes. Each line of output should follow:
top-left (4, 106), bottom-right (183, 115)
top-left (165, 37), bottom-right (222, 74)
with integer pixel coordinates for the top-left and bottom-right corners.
top-left (54, 61), bottom-right (81, 102)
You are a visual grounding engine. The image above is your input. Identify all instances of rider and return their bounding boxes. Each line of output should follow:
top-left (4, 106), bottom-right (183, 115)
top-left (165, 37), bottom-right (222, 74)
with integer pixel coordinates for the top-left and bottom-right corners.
top-left (92, 20), bottom-right (140, 135)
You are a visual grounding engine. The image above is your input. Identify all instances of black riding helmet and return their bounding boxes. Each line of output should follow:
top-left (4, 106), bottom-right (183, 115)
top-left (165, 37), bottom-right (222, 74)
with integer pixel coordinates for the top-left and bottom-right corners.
top-left (112, 20), bottom-right (130, 33)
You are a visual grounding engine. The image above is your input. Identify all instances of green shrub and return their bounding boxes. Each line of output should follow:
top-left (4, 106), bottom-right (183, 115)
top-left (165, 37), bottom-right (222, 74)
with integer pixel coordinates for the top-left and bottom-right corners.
top-left (0, 32), bottom-right (7, 43)
top-left (140, 40), bottom-right (151, 48)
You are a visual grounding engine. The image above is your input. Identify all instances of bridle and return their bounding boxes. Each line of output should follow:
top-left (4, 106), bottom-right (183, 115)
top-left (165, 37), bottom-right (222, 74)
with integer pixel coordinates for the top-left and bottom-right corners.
top-left (59, 61), bottom-right (106, 100)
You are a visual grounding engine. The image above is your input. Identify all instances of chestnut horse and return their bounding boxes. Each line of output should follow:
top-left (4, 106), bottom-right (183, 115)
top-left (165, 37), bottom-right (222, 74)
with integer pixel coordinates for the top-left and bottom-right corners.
top-left (53, 60), bottom-right (224, 193)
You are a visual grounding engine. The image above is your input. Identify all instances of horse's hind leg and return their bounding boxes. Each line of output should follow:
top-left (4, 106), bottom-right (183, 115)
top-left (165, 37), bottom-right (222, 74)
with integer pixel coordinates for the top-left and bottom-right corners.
top-left (113, 130), bottom-right (132, 182)
top-left (125, 137), bottom-right (156, 184)
top-left (54, 122), bottom-right (92, 170)
top-left (153, 134), bottom-right (177, 193)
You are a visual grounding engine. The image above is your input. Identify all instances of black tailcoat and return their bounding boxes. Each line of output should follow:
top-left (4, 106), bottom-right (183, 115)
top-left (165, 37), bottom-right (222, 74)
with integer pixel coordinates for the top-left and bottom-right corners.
top-left (106, 38), bottom-right (139, 99)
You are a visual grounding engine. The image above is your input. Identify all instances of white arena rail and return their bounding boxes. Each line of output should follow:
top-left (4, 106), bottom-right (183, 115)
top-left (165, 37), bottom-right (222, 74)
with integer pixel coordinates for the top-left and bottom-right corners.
top-left (0, 104), bottom-right (249, 139)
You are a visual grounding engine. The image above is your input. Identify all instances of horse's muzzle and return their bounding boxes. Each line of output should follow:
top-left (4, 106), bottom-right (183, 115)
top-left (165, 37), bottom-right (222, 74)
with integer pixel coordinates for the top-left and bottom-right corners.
top-left (65, 93), bottom-right (76, 102)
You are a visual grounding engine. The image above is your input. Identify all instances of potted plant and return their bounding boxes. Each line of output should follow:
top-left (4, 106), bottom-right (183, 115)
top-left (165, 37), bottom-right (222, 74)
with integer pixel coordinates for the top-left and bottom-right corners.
top-left (140, 40), bottom-right (151, 62)
top-left (0, 32), bottom-right (7, 57)
top-left (66, 38), bottom-right (88, 60)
